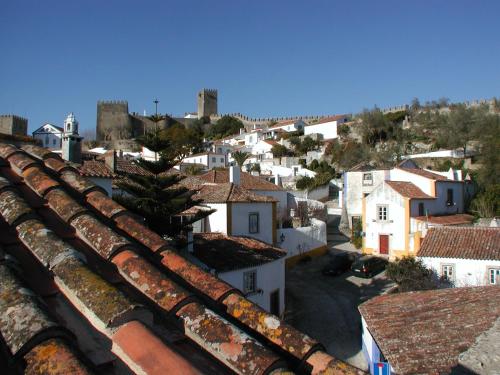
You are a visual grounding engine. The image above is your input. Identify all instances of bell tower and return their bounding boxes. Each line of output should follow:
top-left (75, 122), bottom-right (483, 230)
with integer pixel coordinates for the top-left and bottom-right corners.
top-left (61, 112), bottom-right (83, 163)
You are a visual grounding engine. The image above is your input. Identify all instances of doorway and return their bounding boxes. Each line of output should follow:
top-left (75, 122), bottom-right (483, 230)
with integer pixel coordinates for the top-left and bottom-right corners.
top-left (270, 289), bottom-right (280, 316)
top-left (379, 234), bottom-right (389, 255)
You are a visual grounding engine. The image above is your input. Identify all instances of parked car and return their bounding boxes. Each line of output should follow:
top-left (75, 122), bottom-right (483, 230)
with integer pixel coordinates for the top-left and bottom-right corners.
top-left (322, 253), bottom-right (354, 276)
top-left (351, 256), bottom-right (388, 278)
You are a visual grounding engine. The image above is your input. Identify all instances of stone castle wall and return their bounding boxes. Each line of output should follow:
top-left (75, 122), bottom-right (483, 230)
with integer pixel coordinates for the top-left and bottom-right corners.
top-left (0, 115), bottom-right (28, 136)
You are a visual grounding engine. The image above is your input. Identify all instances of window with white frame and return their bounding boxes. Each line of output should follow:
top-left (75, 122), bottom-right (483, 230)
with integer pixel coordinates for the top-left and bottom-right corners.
top-left (377, 205), bottom-right (388, 222)
top-left (249, 213), bottom-right (259, 233)
top-left (441, 264), bottom-right (455, 282)
top-left (489, 268), bottom-right (500, 285)
top-left (362, 172), bottom-right (373, 186)
top-left (243, 270), bottom-right (256, 294)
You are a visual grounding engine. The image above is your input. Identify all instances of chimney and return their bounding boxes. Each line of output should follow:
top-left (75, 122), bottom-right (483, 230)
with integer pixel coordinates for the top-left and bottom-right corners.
top-left (104, 150), bottom-right (117, 172)
top-left (240, 128), bottom-right (245, 135)
top-left (229, 165), bottom-right (240, 185)
top-left (274, 173), bottom-right (280, 186)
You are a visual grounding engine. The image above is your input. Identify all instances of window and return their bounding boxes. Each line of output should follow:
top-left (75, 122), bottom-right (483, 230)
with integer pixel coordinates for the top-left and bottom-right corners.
top-left (377, 205), bottom-right (388, 222)
top-left (446, 189), bottom-right (454, 206)
top-left (441, 264), bottom-right (454, 282)
top-left (218, 148), bottom-right (222, 153)
top-left (212, 157), bottom-right (216, 163)
top-left (418, 202), bottom-right (425, 216)
top-left (220, 158), bottom-right (224, 163)
top-left (243, 270), bottom-right (256, 294)
top-left (362, 173), bottom-right (373, 186)
top-left (489, 268), bottom-right (500, 285)
top-left (249, 213), bottom-right (259, 233)
top-left (45, 135), bottom-right (49, 145)
top-left (52, 139), bottom-right (56, 146)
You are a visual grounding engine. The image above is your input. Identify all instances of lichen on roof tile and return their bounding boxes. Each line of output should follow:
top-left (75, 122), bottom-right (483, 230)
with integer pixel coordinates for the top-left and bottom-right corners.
top-left (222, 293), bottom-right (320, 361)
top-left (114, 214), bottom-right (167, 252)
top-left (0, 176), bottom-right (13, 193)
top-left (86, 190), bottom-right (126, 219)
top-left (71, 214), bottom-right (131, 259)
top-left (7, 152), bottom-right (39, 172)
top-left (21, 144), bottom-right (59, 160)
top-left (53, 255), bottom-right (140, 332)
top-left (177, 302), bottom-right (282, 375)
top-left (16, 219), bottom-right (80, 269)
top-left (112, 250), bottom-right (192, 313)
top-left (45, 188), bottom-right (87, 223)
top-left (0, 143), bottom-right (21, 159)
top-left (22, 166), bottom-right (60, 196)
top-left (0, 189), bottom-right (33, 225)
top-left (60, 170), bottom-right (101, 195)
top-left (24, 338), bottom-right (93, 375)
top-left (44, 156), bottom-right (74, 173)
top-left (0, 264), bottom-right (59, 356)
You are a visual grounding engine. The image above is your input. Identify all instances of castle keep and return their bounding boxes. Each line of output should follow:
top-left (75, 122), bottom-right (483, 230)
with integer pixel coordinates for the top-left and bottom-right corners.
top-left (0, 115), bottom-right (28, 136)
top-left (197, 88), bottom-right (218, 118)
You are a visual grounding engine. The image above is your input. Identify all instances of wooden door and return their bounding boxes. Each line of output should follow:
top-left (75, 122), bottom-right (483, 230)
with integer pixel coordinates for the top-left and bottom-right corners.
top-left (270, 289), bottom-right (280, 316)
top-left (379, 235), bottom-right (389, 255)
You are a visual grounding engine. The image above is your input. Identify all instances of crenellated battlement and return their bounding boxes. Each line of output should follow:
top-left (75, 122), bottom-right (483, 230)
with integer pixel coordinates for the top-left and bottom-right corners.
top-left (97, 100), bottom-right (129, 106)
top-left (0, 114), bottom-right (28, 122)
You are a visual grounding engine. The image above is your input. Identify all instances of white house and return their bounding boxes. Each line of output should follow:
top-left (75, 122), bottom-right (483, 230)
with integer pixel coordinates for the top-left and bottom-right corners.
top-left (266, 119), bottom-right (306, 133)
top-left (251, 139), bottom-right (278, 161)
top-left (211, 142), bottom-right (233, 155)
top-left (304, 115), bottom-right (349, 140)
top-left (343, 164), bottom-right (390, 229)
top-left (363, 165), bottom-right (470, 259)
top-left (244, 130), bottom-right (264, 147)
top-left (359, 286), bottom-right (500, 375)
top-left (191, 233), bottom-right (286, 316)
top-left (182, 152), bottom-right (226, 170)
top-left (32, 123), bottom-right (63, 149)
top-left (418, 227), bottom-right (500, 286)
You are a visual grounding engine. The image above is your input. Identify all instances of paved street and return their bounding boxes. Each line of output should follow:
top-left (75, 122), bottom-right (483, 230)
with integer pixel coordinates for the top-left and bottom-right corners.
top-left (284, 215), bottom-right (395, 371)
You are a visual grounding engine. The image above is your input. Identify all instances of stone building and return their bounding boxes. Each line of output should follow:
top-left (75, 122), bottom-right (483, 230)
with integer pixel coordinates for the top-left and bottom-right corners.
top-left (0, 115), bottom-right (28, 136)
top-left (197, 88), bottom-right (218, 118)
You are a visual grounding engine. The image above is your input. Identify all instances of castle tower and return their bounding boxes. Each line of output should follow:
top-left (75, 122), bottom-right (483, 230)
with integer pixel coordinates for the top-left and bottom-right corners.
top-left (197, 89), bottom-right (218, 119)
top-left (96, 100), bottom-right (131, 141)
top-left (61, 112), bottom-right (83, 164)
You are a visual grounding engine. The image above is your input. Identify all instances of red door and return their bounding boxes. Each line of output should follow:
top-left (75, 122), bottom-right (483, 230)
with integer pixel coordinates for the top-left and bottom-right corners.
top-left (379, 235), bottom-right (389, 255)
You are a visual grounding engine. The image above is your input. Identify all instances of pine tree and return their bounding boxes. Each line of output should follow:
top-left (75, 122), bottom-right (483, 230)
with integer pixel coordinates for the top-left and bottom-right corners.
top-left (114, 127), bottom-right (212, 238)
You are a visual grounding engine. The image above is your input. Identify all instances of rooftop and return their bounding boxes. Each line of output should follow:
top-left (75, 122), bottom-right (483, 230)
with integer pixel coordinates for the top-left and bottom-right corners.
top-left (417, 226), bottom-right (500, 260)
top-left (414, 213), bottom-right (475, 226)
top-left (305, 115), bottom-right (348, 126)
top-left (359, 286), bottom-right (500, 375)
top-left (397, 167), bottom-right (451, 181)
top-left (193, 233), bottom-right (286, 272)
top-left (195, 182), bottom-right (278, 203)
top-left (200, 169), bottom-right (284, 191)
top-left (0, 142), bottom-right (358, 374)
top-left (385, 180), bottom-right (434, 199)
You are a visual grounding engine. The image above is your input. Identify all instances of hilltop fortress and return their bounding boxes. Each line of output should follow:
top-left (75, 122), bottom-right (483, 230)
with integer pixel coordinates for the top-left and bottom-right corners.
top-left (96, 90), bottom-right (498, 142)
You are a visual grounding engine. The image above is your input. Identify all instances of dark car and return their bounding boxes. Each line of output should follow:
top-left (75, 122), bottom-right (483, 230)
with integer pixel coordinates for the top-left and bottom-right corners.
top-left (351, 255), bottom-right (388, 278)
top-left (322, 253), bottom-right (354, 276)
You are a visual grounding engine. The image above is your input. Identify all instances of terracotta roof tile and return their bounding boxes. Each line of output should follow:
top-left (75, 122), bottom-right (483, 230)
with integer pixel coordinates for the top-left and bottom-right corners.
top-left (385, 180), bottom-right (434, 199)
top-left (195, 183), bottom-right (278, 203)
top-left (414, 213), bottom-right (475, 225)
top-left (22, 166), bottom-right (60, 196)
top-left (176, 301), bottom-right (283, 374)
top-left (7, 152), bottom-right (39, 172)
top-left (397, 167), bottom-right (450, 181)
top-left (78, 160), bottom-right (114, 178)
top-left (193, 233), bottom-right (286, 272)
top-left (24, 338), bottom-right (93, 375)
top-left (21, 144), bottom-right (59, 160)
top-left (0, 143), bottom-right (22, 159)
top-left (359, 286), bottom-right (500, 375)
top-left (305, 115), bottom-right (348, 126)
top-left (0, 142), bottom-right (360, 374)
top-left (418, 227), bottom-right (500, 260)
top-left (200, 169), bottom-right (283, 191)
top-left (306, 351), bottom-right (362, 375)
top-left (0, 189), bottom-right (33, 225)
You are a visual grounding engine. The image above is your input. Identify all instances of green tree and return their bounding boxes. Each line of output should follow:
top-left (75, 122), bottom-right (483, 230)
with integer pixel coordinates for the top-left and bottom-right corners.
top-left (114, 128), bottom-right (212, 238)
top-left (271, 144), bottom-right (292, 158)
top-left (163, 123), bottom-right (203, 161)
top-left (232, 151), bottom-right (250, 168)
top-left (206, 116), bottom-right (244, 139)
top-left (386, 256), bottom-right (439, 292)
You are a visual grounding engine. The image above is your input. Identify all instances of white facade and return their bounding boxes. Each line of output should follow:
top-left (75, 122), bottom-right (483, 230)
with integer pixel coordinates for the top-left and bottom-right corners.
top-left (277, 218), bottom-right (327, 258)
top-left (219, 258), bottom-right (285, 316)
top-left (251, 140), bottom-right (276, 160)
top-left (32, 123), bottom-right (63, 150)
top-left (304, 117), bottom-right (347, 140)
top-left (212, 143), bottom-right (233, 155)
top-left (344, 169), bottom-right (390, 228)
top-left (194, 202), bottom-right (275, 245)
top-left (361, 317), bottom-right (393, 375)
top-left (183, 152), bottom-right (226, 169)
top-left (268, 119), bottom-right (306, 133)
top-left (87, 177), bottom-right (112, 197)
top-left (244, 131), bottom-right (263, 146)
top-left (419, 257), bottom-right (500, 287)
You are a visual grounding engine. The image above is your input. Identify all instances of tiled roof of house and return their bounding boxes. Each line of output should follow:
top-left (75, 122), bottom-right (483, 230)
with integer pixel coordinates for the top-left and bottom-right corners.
top-left (385, 180), bottom-right (434, 199)
top-left (359, 286), bottom-right (500, 375)
top-left (79, 160), bottom-right (115, 178)
top-left (269, 119), bottom-right (297, 128)
top-left (397, 167), bottom-right (450, 181)
top-left (193, 233), bottom-right (286, 272)
top-left (200, 169), bottom-right (284, 191)
top-left (0, 142), bottom-right (360, 374)
top-left (417, 227), bottom-right (500, 260)
top-left (263, 140), bottom-right (278, 146)
top-left (414, 213), bottom-right (475, 226)
top-left (305, 115), bottom-right (347, 126)
top-left (195, 183), bottom-right (278, 203)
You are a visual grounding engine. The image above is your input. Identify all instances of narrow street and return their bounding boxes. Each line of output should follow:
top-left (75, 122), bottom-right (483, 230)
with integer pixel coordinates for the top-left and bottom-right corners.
top-left (285, 215), bottom-right (395, 371)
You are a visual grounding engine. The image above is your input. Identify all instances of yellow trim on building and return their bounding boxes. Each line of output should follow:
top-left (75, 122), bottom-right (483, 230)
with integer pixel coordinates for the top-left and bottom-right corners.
top-left (430, 181), bottom-right (436, 197)
top-left (414, 230), bottom-right (422, 253)
top-left (363, 247), bottom-right (374, 255)
top-left (285, 245), bottom-right (328, 268)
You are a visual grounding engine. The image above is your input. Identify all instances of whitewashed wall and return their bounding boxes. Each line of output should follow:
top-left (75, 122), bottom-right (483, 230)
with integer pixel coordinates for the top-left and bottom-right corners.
top-left (361, 317), bottom-right (393, 375)
top-left (278, 218), bottom-right (326, 258)
top-left (203, 203), bottom-right (227, 233)
top-left (231, 203), bottom-right (274, 244)
top-left (219, 258), bottom-right (286, 316)
top-left (253, 190), bottom-right (288, 217)
top-left (304, 120), bottom-right (338, 140)
top-left (88, 177), bottom-right (112, 196)
top-left (290, 184), bottom-right (329, 201)
top-left (419, 257), bottom-right (500, 286)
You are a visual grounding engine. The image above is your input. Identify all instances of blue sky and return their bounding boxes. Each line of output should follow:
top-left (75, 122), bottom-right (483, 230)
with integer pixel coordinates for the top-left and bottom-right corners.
top-left (1, 0), bottom-right (499, 134)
